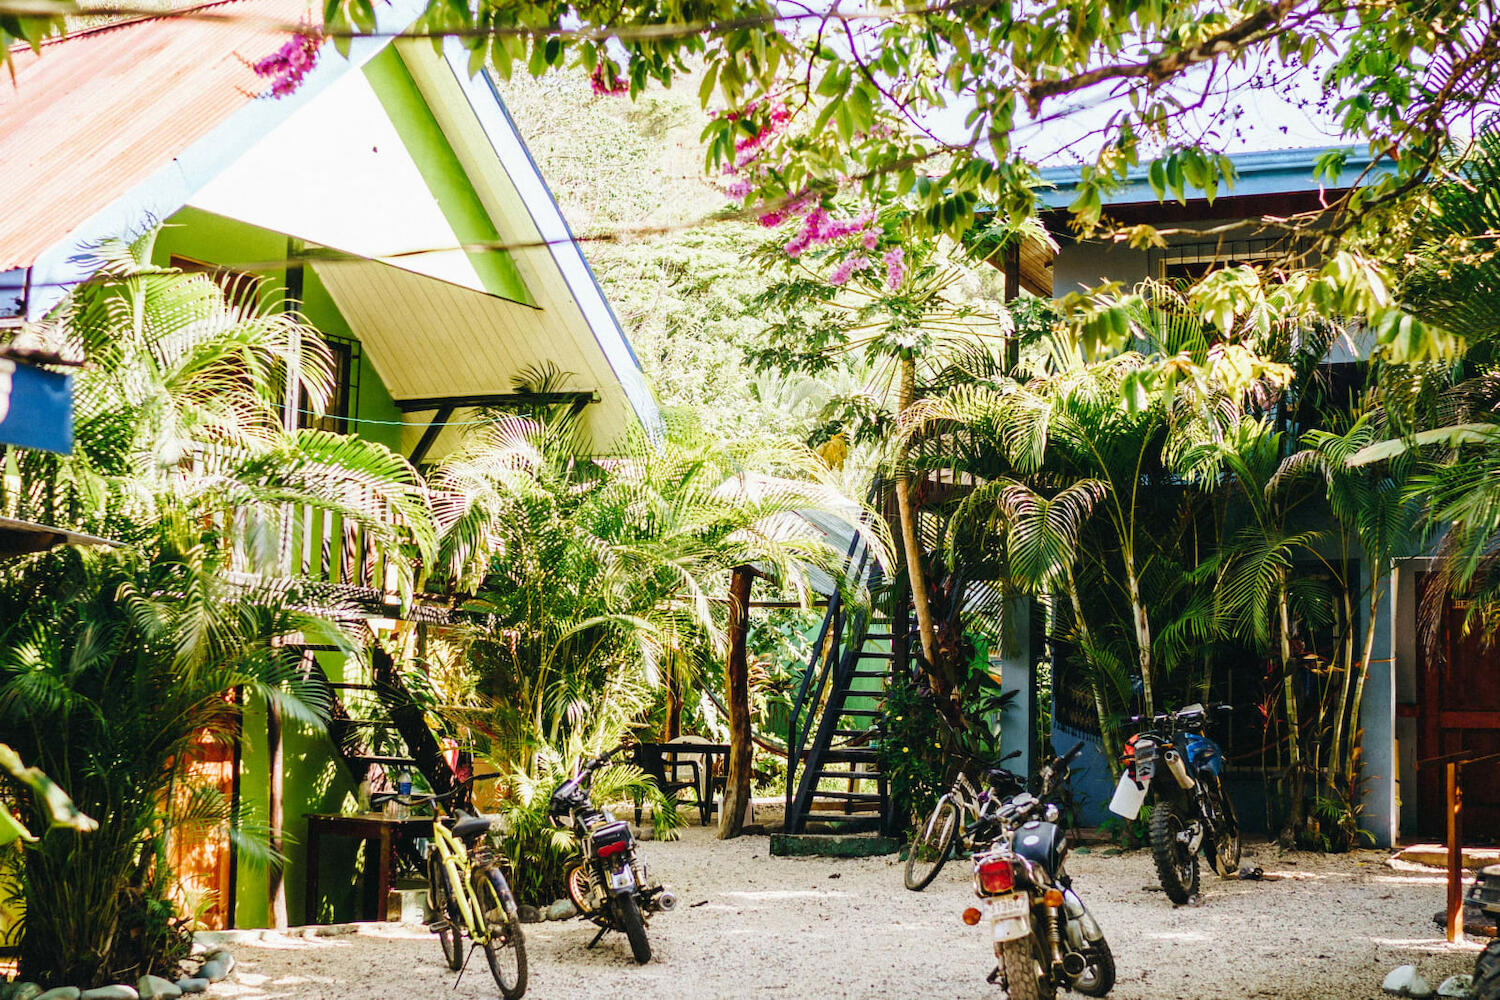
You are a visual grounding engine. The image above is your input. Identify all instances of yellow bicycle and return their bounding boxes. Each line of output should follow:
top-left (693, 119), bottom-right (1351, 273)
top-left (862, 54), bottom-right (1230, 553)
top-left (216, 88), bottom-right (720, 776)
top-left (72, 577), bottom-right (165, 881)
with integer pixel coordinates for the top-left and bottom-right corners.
top-left (375, 776), bottom-right (527, 998)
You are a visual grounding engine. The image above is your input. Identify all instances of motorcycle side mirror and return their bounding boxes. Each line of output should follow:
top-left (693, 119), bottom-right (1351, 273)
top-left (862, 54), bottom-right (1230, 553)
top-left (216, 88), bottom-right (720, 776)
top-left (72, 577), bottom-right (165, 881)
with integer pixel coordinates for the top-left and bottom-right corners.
top-left (1044, 803), bottom-right (1061, 824)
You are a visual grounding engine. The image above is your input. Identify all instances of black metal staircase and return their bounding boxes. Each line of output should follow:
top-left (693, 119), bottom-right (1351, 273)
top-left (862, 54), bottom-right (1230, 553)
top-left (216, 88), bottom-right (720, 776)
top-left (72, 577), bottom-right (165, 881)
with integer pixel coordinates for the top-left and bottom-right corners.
top-left (784, 530), bottom-right (909, 836)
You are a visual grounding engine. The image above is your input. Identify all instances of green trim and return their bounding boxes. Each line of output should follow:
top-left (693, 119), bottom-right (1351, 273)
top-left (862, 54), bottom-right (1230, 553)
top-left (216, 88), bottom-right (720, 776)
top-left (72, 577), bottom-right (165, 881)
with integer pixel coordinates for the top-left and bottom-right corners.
top-left (362, 48), bottom-right (533, 306)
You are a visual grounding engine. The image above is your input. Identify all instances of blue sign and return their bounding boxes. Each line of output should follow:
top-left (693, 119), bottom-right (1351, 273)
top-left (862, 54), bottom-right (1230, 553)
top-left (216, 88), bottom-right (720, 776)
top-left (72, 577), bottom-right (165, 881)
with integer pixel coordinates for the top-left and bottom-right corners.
top-left (0, 360), bottom-right (73, 454)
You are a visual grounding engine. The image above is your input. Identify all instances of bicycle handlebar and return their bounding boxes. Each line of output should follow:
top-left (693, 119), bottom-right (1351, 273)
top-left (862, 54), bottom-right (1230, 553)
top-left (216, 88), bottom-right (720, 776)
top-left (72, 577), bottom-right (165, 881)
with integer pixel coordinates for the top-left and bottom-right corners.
top-left (369, 771), bottom-right (501, 809)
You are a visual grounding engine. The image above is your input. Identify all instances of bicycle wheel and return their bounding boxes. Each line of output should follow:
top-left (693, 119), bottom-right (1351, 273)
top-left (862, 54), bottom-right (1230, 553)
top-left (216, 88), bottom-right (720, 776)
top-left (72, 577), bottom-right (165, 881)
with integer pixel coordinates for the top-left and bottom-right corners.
top-left (904, 797), bottom-right (960, 891)
top-left (427, 852), bottom-right (462, 971)
top-left (475, 866), bottom-right (528, 999)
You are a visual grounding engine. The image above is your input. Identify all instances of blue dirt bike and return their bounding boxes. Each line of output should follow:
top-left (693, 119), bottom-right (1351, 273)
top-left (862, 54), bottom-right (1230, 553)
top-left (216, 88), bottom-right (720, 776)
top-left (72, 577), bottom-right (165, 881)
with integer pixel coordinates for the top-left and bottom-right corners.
top-left (1107, 703), bottom-right (1240, 903)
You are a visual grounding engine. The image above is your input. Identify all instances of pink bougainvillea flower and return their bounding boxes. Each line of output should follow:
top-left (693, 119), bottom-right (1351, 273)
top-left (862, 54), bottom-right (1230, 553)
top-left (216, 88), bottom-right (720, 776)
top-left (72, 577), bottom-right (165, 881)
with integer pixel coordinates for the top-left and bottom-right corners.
top-left (829, 254), bottom-right (871, 286)
top-left (724, 178), bottom-right (753, 200)
top-left (252, 23), bottom-right (325, 100)
top-left (590, 62), bottom-right (630, 96)
top-left (884, 247), bottom-right (906, 290)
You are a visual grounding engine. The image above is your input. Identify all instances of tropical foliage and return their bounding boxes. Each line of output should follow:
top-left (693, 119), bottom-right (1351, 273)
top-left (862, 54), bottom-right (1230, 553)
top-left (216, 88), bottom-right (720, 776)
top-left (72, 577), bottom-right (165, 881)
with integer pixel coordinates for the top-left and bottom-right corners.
top-left (0, 233), bottom-right (429, 983)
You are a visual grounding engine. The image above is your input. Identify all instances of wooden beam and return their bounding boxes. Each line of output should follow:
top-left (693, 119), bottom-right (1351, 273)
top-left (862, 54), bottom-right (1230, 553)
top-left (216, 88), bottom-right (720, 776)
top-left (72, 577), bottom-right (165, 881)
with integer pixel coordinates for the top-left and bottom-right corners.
top-left (407, 405), bottom-right (454, 466)
top-left (1446, 761), bottom-right (1463, 944)
top-left (393, 391), bottom-right (599, 412)
top-left (718, 566), bottom-right (755, 839)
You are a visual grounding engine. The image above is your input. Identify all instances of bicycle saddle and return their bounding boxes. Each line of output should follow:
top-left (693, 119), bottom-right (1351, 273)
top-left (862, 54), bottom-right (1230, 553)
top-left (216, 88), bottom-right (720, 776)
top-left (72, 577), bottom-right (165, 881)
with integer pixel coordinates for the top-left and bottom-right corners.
top-left (444, 811), bottom-right (493, 841)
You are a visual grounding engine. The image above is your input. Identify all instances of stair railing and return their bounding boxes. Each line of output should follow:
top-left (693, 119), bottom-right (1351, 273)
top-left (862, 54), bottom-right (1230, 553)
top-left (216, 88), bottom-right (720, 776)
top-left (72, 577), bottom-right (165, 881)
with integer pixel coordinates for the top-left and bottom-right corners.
top-left (783, 500), bottom-right (879, 824)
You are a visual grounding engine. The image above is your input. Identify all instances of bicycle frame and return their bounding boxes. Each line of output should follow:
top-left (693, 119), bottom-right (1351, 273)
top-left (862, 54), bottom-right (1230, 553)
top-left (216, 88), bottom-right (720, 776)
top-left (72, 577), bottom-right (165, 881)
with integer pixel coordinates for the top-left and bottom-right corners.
top-left (428, 817), bottom-right (492, 945)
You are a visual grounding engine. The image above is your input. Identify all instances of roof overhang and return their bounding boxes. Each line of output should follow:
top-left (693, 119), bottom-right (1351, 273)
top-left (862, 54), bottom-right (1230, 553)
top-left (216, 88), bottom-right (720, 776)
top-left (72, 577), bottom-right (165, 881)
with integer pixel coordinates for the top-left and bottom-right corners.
top-left (0, 516), bottom-right (119, 557)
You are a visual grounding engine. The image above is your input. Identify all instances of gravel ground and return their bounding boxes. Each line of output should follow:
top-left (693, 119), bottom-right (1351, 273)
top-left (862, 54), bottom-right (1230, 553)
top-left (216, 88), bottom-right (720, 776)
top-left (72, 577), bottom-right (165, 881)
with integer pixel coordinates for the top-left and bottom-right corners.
top-left (218, 825), bottom-right (1484, 1000)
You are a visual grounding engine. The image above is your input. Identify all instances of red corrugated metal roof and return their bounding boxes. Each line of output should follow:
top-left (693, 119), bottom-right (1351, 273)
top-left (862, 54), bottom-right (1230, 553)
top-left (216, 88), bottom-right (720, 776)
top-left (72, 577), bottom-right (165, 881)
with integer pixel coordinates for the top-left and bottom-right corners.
top-left (0, 0), bottom-right (316, 271)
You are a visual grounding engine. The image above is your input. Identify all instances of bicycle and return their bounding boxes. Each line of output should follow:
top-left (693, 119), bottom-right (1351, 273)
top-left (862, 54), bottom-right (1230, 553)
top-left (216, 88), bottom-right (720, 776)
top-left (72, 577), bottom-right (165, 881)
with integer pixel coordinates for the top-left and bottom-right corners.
top-left (373, 774), bottom-right (528, 998)
top-left (904, 747), bottom-right (1024, 891)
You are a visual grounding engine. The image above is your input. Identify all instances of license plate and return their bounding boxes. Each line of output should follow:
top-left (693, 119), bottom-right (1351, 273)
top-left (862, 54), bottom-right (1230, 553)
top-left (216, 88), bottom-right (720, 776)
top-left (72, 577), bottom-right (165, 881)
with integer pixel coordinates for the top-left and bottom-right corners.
top-left (609, 868), bottom-right (636, 891)
top-left (986, 893), bottom-right (1030, 920)
top-left (1108, 774), bottom-right (1147, 819)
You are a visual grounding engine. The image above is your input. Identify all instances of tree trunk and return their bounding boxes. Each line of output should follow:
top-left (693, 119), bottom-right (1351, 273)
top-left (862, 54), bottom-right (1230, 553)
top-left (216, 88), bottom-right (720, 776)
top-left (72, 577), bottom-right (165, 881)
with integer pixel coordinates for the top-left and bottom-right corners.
top-left (1122, 546), bottom-right (1155, 717)
top-left (1277, 579), bottom-right (1304, 841)
top-left (665, 665), bottom-right (683, 742)
top-left (719, 566), bottom-right (755, 839)
top-left (1328, 583), bottom-right (1357, 798)
top-left (1066, 568), bottom-right (1120, 777)
top-left (894, 355), bottom-right (946, 702)
top-left (1345, 582), bottom-right (1382, 786)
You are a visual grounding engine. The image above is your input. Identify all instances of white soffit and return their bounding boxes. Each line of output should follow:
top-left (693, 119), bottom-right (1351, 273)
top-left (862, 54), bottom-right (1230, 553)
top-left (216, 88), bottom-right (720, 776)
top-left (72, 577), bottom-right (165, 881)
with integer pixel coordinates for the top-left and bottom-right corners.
top-left (310, 256), bottom-right (636, 449)
top-left (187, 68), bottom-right (487, 293)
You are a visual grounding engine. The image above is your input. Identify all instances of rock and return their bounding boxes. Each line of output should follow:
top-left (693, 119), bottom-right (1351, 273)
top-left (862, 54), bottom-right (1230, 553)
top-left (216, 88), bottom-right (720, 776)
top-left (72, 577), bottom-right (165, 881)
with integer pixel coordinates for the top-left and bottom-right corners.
top-left (1384, 965), bottom-right (1434, 997)
top-left (80, 987), bottom-right (138, 1000)
top-left (545, 899), bottom-right (578, 921)
top-left (173, 982), bottom-right (208, 996)
top-left (516, 904), bottom-right (542, 924)
top-left (1072, 845), bottom-right (1092, 855)
top-left (136, 977), bottom-right (180, 1000)
top-left (37, 988), bottom-right (80, 1000)
top-left (197, 951), bottom-right (233, 984)
top-left (637, 827), bottom-right (654, 842)
top-left (1436, 975), bottom-right (1473, 998)
top-left (12, 984), bottom-right (43, 1000)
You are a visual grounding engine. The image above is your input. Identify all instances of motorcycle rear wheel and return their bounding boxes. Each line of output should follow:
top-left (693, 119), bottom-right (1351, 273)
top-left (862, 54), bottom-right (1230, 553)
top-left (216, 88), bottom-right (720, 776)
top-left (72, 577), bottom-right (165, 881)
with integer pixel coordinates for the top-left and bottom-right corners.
top-left (996, 937), bottom-right (1056, 1000)
top-left (904, 798), bottom-right (959, 891)
top-left (1474, 936), bottom-right (1500, 1000)
top-left (614, 892), bottom-right (652, 964)
top-left (1149, 800), bottom-right (1201, 904)
top-left (1069, 937), bottom-right (1116, 997)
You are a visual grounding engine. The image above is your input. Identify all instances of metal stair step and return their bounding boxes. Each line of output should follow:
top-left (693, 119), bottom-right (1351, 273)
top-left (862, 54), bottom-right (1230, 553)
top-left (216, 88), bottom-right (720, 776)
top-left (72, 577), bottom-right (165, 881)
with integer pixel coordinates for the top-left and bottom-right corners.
top-left (856, 651), bottom-right (895, 659)
top-left (838, 708), bottom-right (882, 717)
top-left (810, 769), bottom-right (882, 781)
top-left (806, 790), bottom-right (882, 802)
top-left (849, 669), bottom-right (888, 679)
top-left (832, 728), bottom-right (876, 737)
top-left (820, 748), bottom-right (880, 762)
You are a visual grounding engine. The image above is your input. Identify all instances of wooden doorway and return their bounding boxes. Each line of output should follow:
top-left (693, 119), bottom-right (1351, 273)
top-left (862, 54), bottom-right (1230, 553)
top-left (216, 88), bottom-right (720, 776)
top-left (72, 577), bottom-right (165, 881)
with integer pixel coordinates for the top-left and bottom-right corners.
top-left (167, 726), bottom-right (237, 929)
top-left (1417, 589), bottom-right (1500, 841)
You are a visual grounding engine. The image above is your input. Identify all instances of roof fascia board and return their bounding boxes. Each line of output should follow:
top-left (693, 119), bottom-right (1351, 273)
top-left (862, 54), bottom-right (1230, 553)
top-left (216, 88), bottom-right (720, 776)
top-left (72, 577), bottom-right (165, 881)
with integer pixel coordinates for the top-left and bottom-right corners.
top-left (436, 38), bottom-right (662, 439)
top-left (1036, 144), bottom-right (1379, 210)
top-left (26, 0), bottom-right (426, 319)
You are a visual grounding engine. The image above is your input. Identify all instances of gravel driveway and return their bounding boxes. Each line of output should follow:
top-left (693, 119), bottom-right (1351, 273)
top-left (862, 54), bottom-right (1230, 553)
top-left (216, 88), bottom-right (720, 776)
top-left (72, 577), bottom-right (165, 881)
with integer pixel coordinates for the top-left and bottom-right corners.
top-left (218, 825), bottom-right (1483, 1000)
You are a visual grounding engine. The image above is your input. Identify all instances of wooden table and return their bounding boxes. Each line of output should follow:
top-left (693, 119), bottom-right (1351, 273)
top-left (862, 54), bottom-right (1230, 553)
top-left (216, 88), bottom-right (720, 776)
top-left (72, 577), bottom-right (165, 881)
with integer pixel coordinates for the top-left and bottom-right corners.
top-left (303, 812), bottom-right (430, 925)
top-left (633, 742), bottom-right (730, 824)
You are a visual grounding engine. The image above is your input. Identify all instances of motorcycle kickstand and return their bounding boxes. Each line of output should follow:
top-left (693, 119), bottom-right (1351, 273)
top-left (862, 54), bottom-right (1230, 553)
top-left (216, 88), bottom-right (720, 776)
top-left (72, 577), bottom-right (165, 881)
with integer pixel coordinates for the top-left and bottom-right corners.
top-left (586, 924), bottom-right (610, 950)
top-left (986, 966), bottom-right (1004, 987)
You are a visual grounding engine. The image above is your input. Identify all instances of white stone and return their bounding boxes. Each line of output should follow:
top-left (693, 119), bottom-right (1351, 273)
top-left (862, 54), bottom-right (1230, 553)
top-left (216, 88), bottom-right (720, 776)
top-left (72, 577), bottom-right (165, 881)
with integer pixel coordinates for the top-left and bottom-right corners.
top-left (1385, 966), bottom-right (1424, 996)
top-left (1436, 974), bottom-right (1473, 998)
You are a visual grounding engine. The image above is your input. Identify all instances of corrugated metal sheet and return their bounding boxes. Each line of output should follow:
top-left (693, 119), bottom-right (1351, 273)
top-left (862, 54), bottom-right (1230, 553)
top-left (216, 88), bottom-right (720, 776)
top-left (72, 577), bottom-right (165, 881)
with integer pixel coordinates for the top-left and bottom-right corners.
top-left (0, 0), bottom-right (312, 271)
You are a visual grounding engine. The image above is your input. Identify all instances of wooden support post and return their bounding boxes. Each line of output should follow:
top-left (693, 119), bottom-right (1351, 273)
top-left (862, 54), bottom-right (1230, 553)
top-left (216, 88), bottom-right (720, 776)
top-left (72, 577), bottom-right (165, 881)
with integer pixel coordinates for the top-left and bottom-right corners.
top-left (268, 699), bottom-right (287, 929)
top-left (719, 566), bottom-right (755, 839)
top-left (665, 668), bottom-right (682, 742)
top-left (1446, 761), bottom-right (1463, 944)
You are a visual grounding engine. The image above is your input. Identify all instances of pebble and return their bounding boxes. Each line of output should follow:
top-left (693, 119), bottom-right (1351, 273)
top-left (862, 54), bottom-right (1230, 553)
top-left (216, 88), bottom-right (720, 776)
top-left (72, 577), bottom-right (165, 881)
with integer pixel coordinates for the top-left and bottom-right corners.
top-left (136, 977), bottom-right (180, 1000)
top-left (172, 982), bottom-right (207, 996)
top-left (1435, 975), bottom-right (1472, 998)
top-left (36, 988), bottom-right (80, 1000)
top-left (80, 987), bottom-right (138, 1000)
top-left (545, 899), bottom-right (578, 921)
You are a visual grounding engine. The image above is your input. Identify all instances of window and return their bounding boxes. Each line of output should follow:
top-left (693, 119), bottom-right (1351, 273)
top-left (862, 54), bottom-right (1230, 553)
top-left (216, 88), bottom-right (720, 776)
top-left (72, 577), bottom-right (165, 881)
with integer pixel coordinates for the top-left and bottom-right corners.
top-left (1153, 239), bottom-right (1282, 285)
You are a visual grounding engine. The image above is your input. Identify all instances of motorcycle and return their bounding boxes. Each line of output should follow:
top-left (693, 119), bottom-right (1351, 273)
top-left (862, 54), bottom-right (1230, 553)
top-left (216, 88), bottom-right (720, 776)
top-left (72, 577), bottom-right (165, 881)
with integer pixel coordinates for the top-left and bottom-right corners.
top-left (1107, 702), bottom-right (1241, 903)
top-left (549, 745), bottom-right (677, 964)
top-left (962, 742), bottom-right (1115, 1000)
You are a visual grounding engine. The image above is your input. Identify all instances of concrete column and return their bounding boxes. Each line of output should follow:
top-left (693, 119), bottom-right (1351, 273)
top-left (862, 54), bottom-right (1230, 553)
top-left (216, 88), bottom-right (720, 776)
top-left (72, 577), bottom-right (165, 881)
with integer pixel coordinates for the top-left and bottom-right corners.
top-left (1360, 560), bottom-right (1399, 848)
top-left (997, 596), bottom-right (1032, 776)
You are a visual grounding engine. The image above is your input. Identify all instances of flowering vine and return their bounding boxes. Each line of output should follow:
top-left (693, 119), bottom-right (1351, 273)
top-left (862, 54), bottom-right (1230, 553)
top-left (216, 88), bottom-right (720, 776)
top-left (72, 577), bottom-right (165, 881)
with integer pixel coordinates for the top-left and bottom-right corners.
top-left (589, 62), bottom-right (630, 96)
top-left (251, 22), bottom-right (325, 99)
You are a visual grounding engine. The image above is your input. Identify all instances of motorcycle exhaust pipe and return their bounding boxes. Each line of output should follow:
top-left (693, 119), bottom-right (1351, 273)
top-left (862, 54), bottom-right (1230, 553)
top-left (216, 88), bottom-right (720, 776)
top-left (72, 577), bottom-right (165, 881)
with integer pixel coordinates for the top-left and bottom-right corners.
top-left (654, 890), bottom-right (678, 912)
top-left (1162, 749), bottom-right (1196, 791)
top-left (1061, 952), bottom-right (1088, 977)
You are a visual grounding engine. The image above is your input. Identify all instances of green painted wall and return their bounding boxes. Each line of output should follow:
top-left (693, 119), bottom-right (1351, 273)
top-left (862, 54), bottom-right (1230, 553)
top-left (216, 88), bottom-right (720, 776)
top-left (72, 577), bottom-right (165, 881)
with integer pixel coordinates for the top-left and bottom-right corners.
top-left (362, 48), bottom-right (533, 306)
top-left (153, 209), bottom-right (407, 927)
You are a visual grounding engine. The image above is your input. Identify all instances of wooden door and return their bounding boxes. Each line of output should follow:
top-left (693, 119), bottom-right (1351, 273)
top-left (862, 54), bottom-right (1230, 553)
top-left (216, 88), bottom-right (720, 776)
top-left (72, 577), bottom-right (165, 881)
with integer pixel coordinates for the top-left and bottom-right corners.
top-left (167, 727), bottom-right (236, 929)
top-left (1417, 592), bottom-right (1500, 841)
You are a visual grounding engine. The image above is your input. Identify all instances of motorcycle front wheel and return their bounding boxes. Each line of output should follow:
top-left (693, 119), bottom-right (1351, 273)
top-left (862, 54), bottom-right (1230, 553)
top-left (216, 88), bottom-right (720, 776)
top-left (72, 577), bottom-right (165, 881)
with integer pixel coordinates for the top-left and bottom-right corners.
top-left (1211, 783), bottom-right (1242, 876)
top-left (1149, 799), bottom-right (1201, 904)
top-left (1070, 937), bottom-right (1116, 997)
top-left (996, 936), bottom-right (1056, 1000)
top-left (614, 892), bottom-right (652, 964)
top-left (904, 798), bottom-right (959, 891)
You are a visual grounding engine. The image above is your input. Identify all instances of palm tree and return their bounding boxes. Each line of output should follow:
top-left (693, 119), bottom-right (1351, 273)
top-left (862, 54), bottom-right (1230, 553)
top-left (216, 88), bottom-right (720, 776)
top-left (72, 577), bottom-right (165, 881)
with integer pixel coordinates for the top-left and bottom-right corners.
top-left (0, 230), bottom-right (434, 984)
